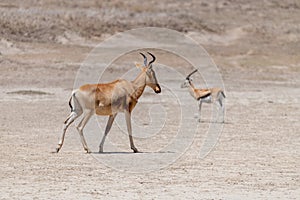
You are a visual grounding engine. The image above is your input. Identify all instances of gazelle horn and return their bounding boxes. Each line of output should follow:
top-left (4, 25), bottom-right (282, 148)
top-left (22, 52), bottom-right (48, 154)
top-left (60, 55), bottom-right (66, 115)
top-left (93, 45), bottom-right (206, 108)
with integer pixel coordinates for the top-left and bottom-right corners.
top-left (186, 69), bottom-right (198, 79)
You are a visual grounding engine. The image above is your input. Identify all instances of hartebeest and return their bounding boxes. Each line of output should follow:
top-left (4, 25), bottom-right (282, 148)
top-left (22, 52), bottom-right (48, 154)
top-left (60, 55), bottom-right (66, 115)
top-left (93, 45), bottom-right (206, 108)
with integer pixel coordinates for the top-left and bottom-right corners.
top-left (56, 52), bottom-right (161, 153)
top-left (181, 69), bottom-right (226, 123)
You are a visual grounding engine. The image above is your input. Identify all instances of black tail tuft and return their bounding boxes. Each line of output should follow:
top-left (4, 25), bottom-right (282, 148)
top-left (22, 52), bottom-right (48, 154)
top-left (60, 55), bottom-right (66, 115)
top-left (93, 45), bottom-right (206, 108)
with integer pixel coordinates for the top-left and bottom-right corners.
top-left (68, 95), bottom-right (73, 112)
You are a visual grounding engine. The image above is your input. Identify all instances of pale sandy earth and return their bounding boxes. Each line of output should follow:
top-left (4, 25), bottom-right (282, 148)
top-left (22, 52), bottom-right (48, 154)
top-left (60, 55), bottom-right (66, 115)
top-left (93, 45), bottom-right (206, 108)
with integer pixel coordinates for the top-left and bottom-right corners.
top-left (0, 1), bottom-right (300, 199)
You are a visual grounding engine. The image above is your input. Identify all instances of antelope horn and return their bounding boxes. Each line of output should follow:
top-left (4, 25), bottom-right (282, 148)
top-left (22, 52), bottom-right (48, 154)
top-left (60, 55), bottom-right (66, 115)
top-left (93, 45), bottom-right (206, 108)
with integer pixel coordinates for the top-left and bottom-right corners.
top-left (186, 69), bottom-right (198, 79)
top-left (147, 52), bottom-right (156, 66)
top-left (140, 52), bottom-right (147, 66)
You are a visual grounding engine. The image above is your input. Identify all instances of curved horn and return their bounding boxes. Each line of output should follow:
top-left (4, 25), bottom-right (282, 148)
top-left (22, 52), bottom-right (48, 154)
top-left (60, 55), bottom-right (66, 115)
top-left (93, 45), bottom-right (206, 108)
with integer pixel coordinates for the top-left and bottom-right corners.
top-left (140, 52), bottom-right (147, 66)
top-left (186, 69), bottom-right (198, 79)
top-left (147, 52), bottom-right (156, 66)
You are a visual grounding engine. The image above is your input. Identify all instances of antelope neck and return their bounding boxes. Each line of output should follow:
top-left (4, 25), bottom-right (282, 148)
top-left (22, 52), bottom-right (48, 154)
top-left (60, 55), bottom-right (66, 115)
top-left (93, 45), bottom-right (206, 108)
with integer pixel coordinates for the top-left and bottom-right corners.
top-left (131, 71), bottom-right (147, 100)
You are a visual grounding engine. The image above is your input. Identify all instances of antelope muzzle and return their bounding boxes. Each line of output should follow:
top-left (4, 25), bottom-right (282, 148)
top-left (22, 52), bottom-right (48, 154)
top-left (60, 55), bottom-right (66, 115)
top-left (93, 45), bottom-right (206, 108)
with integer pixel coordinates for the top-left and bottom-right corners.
top-left (154, 84), bottom-right (161, 93)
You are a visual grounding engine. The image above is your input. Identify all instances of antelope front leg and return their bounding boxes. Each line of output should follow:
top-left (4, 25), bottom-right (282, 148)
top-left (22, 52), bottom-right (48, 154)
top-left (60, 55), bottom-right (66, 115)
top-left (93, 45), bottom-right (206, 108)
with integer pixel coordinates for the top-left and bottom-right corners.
top-left (99, 114), bottom-right (117, 153)
top-left (125, 110), bottom-right (139, 153)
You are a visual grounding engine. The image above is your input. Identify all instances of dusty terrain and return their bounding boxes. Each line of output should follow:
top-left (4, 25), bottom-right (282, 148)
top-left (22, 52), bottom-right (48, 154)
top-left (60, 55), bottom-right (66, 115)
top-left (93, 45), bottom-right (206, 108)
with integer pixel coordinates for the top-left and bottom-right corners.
top-left (1, 0), bottom-right (299, 199)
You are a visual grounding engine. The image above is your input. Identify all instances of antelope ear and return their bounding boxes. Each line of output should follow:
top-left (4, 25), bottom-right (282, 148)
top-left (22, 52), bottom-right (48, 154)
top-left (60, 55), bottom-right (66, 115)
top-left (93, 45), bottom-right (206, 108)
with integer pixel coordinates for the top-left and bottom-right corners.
top-left (134, 62), bottom-right (143, 69)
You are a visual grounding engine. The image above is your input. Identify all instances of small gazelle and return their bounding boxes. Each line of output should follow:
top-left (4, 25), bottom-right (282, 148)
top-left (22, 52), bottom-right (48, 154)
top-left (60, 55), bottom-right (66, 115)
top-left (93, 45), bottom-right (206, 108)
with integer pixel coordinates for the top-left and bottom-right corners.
top-left (181, 69), bottom-right (226, 123)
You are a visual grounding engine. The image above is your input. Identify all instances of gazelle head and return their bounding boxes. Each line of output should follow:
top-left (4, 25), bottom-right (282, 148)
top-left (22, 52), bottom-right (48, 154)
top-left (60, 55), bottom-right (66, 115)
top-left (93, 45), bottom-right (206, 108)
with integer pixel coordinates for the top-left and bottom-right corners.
top-left (138, 52), bottom-right (161, 93)
top-left (181, 69), bottom-right (198, 88)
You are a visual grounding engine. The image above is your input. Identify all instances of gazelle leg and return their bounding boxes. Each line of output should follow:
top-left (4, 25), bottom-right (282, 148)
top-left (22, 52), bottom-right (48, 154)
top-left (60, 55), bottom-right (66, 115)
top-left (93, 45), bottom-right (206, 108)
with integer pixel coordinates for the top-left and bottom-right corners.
top-left (76, 110), bottom-right (93, 153)
top-left (219, 99), bottom-right (225, 123)
top-left (125, 110), bottom-right (138, 153)
top-left (99, 113), bottom-right (117, 153)
top-left (212, 101), bottom-right (220, 123)
top-left (56, 110), bottom-right (82, 153)
top-left (198, 100), bottom-right (202, 122)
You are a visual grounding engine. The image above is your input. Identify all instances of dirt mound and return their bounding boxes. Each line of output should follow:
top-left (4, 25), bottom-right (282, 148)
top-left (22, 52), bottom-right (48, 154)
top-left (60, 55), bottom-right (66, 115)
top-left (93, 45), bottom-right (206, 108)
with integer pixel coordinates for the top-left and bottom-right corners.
top-left (0, 0), bottom-right (299, 61)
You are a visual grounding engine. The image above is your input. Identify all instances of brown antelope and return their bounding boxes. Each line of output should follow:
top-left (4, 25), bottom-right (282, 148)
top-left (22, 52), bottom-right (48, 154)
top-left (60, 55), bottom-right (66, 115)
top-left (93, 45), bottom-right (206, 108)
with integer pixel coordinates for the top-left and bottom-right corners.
top-left (56, 52), bottom-right (161, 153)
top-left (181, 69), bottom-right (225, 123)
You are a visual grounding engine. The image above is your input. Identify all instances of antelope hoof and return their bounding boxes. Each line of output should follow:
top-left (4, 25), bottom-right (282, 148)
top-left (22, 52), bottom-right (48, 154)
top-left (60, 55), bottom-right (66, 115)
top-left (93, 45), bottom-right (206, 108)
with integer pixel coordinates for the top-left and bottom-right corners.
top-left (131, 147), bottom-right (139, 153)
top-left (85, 148), bottom-right (91, 154)
top-left (56, 145), bottom-right (62, 153)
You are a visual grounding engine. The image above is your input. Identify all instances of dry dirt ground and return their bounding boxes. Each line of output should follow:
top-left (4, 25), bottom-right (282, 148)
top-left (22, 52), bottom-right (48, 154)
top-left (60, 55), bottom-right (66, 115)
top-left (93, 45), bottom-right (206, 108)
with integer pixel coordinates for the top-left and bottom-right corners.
top-left (1, 1), bottom-right (300, 199)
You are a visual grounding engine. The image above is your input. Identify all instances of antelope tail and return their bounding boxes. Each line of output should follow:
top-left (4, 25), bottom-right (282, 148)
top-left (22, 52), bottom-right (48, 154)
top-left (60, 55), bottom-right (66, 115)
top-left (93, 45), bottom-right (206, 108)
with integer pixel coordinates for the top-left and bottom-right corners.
top-left (68, 95), bottom-right (73, 112)
top-left (64, 93), bottom-right (76, 124)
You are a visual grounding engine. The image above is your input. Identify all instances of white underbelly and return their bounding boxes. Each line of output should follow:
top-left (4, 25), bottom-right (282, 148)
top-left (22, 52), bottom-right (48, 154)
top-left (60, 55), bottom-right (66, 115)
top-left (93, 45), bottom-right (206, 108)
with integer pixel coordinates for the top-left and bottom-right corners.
top-left (201, 95), bottom-right (212, 103)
